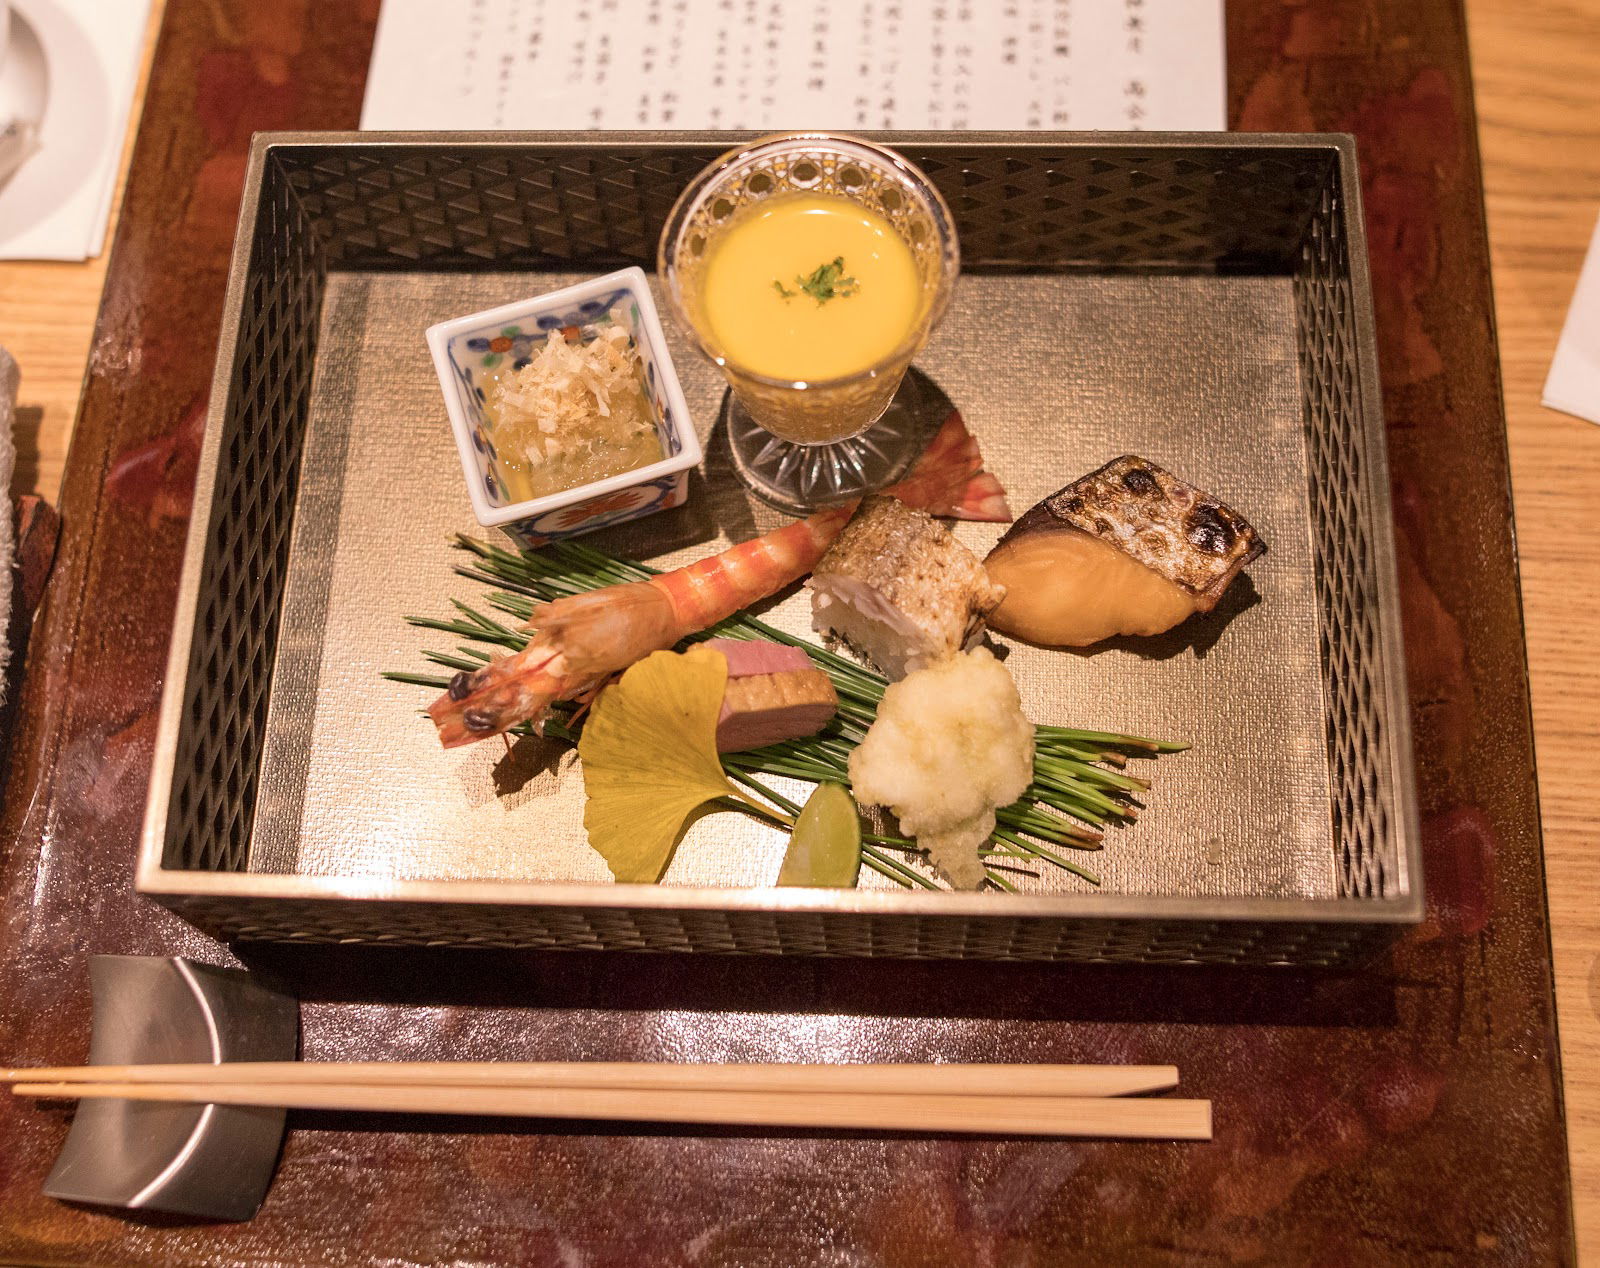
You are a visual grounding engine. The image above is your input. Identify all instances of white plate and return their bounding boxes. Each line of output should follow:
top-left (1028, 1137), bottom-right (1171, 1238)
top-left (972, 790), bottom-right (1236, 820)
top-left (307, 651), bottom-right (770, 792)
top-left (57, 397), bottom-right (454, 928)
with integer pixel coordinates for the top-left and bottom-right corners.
top-left (0, 0), bottom-right (112, 257)
top-left (0, 0), bottom-right (47, 190)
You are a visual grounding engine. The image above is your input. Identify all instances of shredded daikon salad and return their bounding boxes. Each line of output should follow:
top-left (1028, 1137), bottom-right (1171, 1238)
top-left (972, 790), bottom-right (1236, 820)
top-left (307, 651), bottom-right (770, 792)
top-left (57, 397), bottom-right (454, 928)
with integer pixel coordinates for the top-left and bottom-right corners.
top-left (848, 648), bottom-right (1036, 890)
top-left (486, 321), bottom-right (663, 500)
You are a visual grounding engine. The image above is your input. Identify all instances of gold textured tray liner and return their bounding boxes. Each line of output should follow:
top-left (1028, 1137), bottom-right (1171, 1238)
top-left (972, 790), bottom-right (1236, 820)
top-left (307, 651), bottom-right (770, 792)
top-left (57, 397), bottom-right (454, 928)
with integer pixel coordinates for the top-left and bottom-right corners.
top-left (252, 268), bottom-right (1332, 900)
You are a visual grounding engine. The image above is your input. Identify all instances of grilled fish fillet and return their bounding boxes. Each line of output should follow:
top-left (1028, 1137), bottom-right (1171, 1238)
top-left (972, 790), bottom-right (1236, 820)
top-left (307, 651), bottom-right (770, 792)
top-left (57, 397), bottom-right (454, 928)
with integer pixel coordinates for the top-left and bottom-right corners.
top-left (808, 495), bottom-right (1006, 679)
top-left (984, 455), bottom-right (1265, 647)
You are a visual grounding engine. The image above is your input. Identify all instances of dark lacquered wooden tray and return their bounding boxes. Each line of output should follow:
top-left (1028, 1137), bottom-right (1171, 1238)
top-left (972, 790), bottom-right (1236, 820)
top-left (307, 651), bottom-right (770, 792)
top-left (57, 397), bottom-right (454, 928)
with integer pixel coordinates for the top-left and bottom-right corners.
top-left (0, 0), bottom-right (1571, 1262)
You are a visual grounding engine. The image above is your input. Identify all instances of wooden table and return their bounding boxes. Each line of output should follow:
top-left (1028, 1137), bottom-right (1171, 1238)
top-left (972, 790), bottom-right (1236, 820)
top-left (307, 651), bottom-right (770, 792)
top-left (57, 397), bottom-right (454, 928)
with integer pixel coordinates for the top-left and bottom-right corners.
top-left (0, 0), bottom-right (1588, 1261)
top-left (1467, 7), bottom-right (1600, 1251)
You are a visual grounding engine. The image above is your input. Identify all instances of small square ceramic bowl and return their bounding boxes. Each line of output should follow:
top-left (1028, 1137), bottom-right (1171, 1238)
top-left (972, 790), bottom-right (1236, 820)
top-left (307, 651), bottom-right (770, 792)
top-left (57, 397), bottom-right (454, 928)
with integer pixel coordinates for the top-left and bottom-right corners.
top-left (426, 266), bottom-right (700, 548)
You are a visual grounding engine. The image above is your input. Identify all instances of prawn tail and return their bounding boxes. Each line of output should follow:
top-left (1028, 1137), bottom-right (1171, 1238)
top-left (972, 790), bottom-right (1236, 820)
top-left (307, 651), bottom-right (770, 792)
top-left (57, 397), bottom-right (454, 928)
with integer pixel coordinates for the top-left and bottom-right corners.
top-left (943, 470), bottom-right (1013, 522)
top-left (888, 408), bottom-right (1013, 522)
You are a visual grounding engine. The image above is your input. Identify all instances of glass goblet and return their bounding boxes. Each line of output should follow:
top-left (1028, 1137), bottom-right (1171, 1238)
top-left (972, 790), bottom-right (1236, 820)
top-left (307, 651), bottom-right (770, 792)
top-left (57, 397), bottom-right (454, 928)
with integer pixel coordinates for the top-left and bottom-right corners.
top-left (659, 132), bottom-right (959, 513)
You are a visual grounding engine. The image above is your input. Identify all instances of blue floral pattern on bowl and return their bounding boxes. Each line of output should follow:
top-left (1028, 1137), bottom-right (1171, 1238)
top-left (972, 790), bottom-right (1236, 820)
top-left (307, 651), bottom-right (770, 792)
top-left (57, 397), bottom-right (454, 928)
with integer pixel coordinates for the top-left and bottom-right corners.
top-left (504, 473), bottom-right (691, 549)
top-left (426, 266), bottom-right (699, 547)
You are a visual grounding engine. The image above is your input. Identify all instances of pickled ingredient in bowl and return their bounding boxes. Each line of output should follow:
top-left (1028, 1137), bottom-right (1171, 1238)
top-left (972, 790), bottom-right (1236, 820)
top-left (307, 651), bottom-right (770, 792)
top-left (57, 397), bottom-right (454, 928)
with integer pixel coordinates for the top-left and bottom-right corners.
top-left (701, 193), bottom-right (920, 381)
top-left (777, 782), bottom-right (863, 888)
top-left (484, 324), bottom-right (663, 501)
top-left (987, 531), bottom-right (1198, 645)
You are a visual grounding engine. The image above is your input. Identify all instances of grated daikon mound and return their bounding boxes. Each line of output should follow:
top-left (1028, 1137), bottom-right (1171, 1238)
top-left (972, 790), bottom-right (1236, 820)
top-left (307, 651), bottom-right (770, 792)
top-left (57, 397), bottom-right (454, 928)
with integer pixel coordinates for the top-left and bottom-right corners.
top-left (848, 648), bottom-right (1035, 889)
top-left (486, 322), bottom-right (661, 498)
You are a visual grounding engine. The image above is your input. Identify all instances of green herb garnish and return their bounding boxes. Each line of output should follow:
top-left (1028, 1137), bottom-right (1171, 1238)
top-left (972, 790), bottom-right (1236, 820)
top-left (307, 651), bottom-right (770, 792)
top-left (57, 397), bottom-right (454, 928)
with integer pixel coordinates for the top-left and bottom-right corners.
top-left (388, 537), bottom-right (1187, 892)
top-left (775, 256), bottom-right (859, 305)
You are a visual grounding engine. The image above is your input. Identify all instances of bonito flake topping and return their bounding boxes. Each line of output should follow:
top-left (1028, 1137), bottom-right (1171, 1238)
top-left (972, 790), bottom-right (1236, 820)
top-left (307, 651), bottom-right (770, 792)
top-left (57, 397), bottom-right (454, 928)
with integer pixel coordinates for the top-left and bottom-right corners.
top-left (486, 320), bottom-right (662, 498)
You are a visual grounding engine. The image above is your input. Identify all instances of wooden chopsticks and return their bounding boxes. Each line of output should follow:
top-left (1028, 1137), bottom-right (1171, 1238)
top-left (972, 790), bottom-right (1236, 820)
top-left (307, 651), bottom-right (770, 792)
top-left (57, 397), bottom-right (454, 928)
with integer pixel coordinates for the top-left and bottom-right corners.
top-left (3, 1060), bottom-right (1179, 1097)
top-left (2, 1062), bottom-right (1210, 1140)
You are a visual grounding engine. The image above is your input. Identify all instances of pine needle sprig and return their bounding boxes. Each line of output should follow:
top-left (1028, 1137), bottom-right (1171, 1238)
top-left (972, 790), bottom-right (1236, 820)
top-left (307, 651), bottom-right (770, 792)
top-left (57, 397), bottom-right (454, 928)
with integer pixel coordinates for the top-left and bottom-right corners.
top-left (386, 535), bottom-right (1188, 891)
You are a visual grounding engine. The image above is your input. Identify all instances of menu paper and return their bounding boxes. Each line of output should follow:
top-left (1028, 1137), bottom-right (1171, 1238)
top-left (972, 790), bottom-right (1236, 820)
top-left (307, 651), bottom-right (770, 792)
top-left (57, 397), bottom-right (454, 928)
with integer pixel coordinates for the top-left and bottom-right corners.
top-left (361, 0), bottom-right (1226, 133)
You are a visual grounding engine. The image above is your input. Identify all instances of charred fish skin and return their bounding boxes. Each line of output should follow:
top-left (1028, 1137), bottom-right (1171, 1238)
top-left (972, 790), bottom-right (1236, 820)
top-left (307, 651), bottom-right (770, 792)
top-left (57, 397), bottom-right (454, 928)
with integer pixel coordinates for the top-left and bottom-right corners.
top-left (992, 456), bottom-right (1265, 612)
top-left (809, 495), bottom-right (1005, 678)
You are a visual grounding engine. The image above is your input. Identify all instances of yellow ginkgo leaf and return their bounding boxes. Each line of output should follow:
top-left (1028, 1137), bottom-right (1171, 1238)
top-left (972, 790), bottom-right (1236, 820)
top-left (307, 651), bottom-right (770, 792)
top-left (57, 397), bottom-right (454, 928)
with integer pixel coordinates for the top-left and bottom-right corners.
top-left (578, 645), bottom-right (747, 883)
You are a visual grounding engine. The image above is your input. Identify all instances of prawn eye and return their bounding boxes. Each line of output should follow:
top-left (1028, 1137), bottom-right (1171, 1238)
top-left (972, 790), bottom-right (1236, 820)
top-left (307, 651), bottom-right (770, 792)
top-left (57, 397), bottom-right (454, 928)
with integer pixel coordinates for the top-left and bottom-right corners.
top-left (447, 671), bottom-right (475, 701)
top-left (463, 708), bottom-right (497, 732)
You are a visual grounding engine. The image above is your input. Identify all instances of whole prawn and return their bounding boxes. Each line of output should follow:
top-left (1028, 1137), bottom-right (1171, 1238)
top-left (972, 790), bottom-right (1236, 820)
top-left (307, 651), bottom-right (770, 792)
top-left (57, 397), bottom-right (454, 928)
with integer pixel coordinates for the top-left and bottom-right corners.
top-left (428, 410), bottom-right (1011, 746)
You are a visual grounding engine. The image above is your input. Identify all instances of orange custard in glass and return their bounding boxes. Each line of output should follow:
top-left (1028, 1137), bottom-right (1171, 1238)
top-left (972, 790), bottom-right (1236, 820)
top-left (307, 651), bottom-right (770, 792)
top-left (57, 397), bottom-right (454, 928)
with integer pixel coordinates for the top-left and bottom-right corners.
top-left (701, 193), bottom-right (920, 382)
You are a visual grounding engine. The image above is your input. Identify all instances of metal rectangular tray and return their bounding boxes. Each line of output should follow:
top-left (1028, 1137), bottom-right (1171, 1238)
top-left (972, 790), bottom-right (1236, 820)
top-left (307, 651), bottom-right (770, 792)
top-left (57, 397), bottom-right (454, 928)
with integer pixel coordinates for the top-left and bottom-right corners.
top-left (137, 132), bottom-right (1420, 964)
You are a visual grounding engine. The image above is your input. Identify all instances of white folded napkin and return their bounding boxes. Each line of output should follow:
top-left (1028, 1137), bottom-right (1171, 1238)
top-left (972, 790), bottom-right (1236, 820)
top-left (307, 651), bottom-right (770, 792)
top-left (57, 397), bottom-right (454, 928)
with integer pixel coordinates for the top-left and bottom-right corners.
top-left (0, 0), bottom-right (152, 262)
top-left (1543, 210), bottom-right (1600, 427)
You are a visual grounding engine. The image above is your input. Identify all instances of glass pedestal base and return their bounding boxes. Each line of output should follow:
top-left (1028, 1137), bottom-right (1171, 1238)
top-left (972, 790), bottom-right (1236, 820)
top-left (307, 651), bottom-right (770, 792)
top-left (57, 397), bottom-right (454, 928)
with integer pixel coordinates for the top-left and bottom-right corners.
top-left (723, 373), bottom-right (934, 515)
